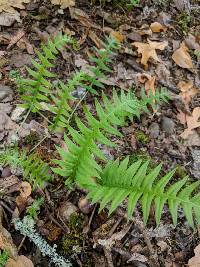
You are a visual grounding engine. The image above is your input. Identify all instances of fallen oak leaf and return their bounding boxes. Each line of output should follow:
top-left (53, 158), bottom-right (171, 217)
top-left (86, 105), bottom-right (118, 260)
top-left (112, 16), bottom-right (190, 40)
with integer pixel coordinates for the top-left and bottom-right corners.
top-left (177, 80), bottom-right (198, 106)
top-left (132, 39), bottom-right (168, 69)
top-left (172, 42), bottom-right (194, 69)
top-left (50, 0), bottom-right (75, 9)
top-left (181, 107), bottom-right (200, 139)
top-left (150, 22), bottom-right (167, 33)
top-left (137, 73), bottom-right (156, 96)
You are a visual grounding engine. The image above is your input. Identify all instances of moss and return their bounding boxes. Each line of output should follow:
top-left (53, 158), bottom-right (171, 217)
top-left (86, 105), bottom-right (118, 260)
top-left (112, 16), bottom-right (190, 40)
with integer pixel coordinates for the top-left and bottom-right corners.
top-left (177, 12), bottom-right (191, 34)
top-left (60, 213), bottom-right (85, 255)
top-left (23, 132), bottom-right (39, 146)
top-left (174, 165), bottom-right (188, 179)
top-left (135, 130), bottom-right (149, 144)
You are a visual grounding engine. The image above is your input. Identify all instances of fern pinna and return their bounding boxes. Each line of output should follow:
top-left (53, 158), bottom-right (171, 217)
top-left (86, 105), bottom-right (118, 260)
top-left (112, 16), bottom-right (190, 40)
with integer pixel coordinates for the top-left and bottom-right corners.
top-left (85, 157), bottom-right (200, 228)
top-left (19, 33), bottom-right (73, 113)
top-left (52, 89), bottom-right (169, 186)
top-left (81, 37), bottom-right (119, 94)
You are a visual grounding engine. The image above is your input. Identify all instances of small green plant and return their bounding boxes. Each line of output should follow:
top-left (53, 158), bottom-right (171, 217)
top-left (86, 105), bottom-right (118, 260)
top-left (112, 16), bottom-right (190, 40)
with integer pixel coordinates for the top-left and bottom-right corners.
top-left (26, 197), bottom-right (44, 219)
top-left (85, 157), bottom-right (200, 228)
top-left (177, 11), bottom-right (191, 33)
top-left (135, 130), bottom-right (149, 144)
top-left (0, 250), bottom-right (9, 267)
top-left (0, 149), bottom-right (51, 189)
top-left (53, 89), bottom-right (169, 186)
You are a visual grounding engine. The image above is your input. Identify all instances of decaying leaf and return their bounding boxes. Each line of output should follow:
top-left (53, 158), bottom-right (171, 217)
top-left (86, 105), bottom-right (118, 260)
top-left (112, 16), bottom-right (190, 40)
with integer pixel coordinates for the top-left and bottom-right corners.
top-left (5, 255), bottom-right (34, 267)
top-left (133, 39), bottom-right (168, 68)
top-left (177, 80), bottom-right (198, 106)
top-left (188, 244), bottom-right (200, 267)
top-left (150, 22), bottom-right (167, 32)
top-left (7, 30), bottom-right (25, 50)
top-left (50, 0), bottom-right (75, 9)
top-left (0, 0), bottom-right (30, 14)
top-left (110, 31), bottom-right (125, 43)
top-left (181, 107), bottom-right (200, 139)
top-left (16, 181), bottom-right (32, 211)
top-left (88, 31), bottom-right (103, 49)
top-left (172, 42), bottom-right (194, 69)
top-left (137, 73), bottom-right (156, 96)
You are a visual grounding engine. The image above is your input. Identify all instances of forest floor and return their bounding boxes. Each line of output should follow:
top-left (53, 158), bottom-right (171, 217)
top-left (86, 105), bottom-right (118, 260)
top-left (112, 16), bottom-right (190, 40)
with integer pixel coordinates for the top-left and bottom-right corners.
top-left (0, 0), bottom-right (200, 266)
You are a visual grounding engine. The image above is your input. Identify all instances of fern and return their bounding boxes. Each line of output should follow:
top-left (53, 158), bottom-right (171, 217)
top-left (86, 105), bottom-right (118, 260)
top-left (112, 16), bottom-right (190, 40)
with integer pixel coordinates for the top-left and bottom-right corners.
top-left (52, 88), bottom-right (169, 186)
top-left (49, 71), bottom-right (85, 131)
top-left (80, 37), bottom-right (119, 94)
top-left (19, 33), bottom-right (73, 113)
top-left (85, 157), bottom-right (200, 228)
top-left (0, 149), bottom-right (51, 189)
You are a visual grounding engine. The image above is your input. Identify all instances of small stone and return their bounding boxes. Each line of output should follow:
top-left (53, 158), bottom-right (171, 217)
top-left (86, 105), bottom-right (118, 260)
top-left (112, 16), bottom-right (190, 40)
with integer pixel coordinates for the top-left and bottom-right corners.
top-left (191, 149), bottom-right (200, 179)
top-left (11, 106), bottom-right (26, 122)
top-left (1, 167), bottom-right (12, 178)
top-left (58, 201), bottom-right (78, 223)
top-left (161, 117), bottom-right (175, 134)
top-left (148, 122), bottom-right (160, 138)
top-left (78, 197), bottom-right (93, 214)
top-left (0, 85), bottom-right (13, 101)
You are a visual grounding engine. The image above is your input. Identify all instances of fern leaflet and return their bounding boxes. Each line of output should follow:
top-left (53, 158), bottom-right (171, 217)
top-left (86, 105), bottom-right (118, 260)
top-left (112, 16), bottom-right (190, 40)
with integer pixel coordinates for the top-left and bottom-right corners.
top-left (19, 33), bottom-right (73, 113)
top-left (85, 157), bottom-right (200, 228)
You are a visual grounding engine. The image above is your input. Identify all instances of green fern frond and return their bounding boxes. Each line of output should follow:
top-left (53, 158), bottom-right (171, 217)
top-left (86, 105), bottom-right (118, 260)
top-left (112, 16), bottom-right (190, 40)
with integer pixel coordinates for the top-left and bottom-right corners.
top-left (49, 71), bottom-right (85, 131)
top-left (80, 37), bottom-right (119, 94)
top-left (85, 157), bottom-right (200, 228)
top-left (19, 33), bottom-right (73, 113)
top-left (0, 149), bottom-right (51, 189)
top-left (52, 88), bottom-right (169, 186)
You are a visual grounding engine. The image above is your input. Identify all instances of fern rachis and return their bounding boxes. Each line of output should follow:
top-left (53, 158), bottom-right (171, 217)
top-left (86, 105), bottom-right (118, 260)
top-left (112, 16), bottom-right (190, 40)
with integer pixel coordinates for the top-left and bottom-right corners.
top-left (85, 157), bottom-right (200, 228)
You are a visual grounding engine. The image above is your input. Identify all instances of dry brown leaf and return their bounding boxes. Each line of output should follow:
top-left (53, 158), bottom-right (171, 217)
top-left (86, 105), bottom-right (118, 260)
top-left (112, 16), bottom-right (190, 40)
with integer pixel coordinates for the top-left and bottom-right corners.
top-left (50, 0), bottom-right (75, 9)
top-left (177, 80), bottom-right (198, 106)
top-left (177, 109), bottom-right (187, 125)
top-left (137, 73), bottom-right (156, 95)
top-left (0, 0), bottom-right (30, 14)
top-left (150, 22), bottom-right (167, 32)
top-left (16, 181), bottom-right (32, 211)
top-left (7, 30), bottom-right (25, 49)
top-left (5, 255), bottom-right (34, 267)
top-left (188, 244), bottom-right (200, 267)
top-left (133, 39), bottom-right (168, 68)
top-left (181, 107), bottom-right (200, 139)
top-left (110, 31), bottom-right (125, 43)
top-left (172, 42), bottom-right (194, 69)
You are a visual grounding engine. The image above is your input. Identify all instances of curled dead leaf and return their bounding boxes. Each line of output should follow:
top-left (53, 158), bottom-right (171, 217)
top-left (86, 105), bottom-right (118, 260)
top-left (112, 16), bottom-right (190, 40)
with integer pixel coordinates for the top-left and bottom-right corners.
top-left (150, 22), bottom-right (167, 33)
top-left (19, 182), bottom-right (32, 198)
top-left (172, 42), bottom-right (194, 69)
top-left (137, 73), bottom-right (156, 95)
top-left (133, 39), bottom-right (168, 69)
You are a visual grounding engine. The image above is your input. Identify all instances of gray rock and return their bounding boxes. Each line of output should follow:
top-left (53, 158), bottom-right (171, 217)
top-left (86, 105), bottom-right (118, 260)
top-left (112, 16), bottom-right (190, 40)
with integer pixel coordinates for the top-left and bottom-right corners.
top-left (11, 106), bottom-right (26, 122)
top-left (161, 117), bottom-right (175, 134)
top-left (149, 122), bottom-right (160, 138)
top-left (0, 103), bottom-right (12, 114)
top-left (1, 167), bottom-right (12, 178)
top-left (191, 149), bottom-right (200, 179)
top-left (0, 85), bottom-right (13, 101)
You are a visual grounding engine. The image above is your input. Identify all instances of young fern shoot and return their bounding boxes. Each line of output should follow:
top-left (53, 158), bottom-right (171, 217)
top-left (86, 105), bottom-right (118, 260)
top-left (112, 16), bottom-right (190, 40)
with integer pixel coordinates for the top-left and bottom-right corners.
top-left (85, 157), bottom-right (200, 228)
top-left (52, 88), bottom-right (169, 186)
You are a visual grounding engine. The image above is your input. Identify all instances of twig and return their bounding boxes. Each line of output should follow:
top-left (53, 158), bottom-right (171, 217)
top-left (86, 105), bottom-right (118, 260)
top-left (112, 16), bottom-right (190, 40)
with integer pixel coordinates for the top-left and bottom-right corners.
top-left (83, 203), bottom-right (97, 234)
top-left (30, 134), bottom-right (49, 153)
top-left (17, 236), bottom-right (26, 252)
top-left (103, 247), bottom-right (114, 267)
